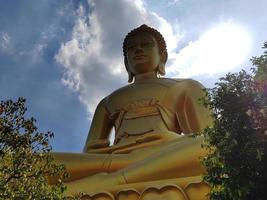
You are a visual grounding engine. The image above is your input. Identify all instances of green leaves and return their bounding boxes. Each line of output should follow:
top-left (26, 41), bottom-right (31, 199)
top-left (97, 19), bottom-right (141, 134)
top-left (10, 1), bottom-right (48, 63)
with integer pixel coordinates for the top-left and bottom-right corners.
top-left (0, 98), bottom-right (68, 199)
top-left (202, 42), bottom-right (267, 200)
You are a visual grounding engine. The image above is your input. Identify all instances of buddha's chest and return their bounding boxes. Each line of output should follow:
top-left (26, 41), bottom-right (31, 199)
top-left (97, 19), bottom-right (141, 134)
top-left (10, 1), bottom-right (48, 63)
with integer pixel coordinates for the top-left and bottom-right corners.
top-left (106, 82), bottom-right (183, 143)
top-left (106, 83), bottom-right (170, 113)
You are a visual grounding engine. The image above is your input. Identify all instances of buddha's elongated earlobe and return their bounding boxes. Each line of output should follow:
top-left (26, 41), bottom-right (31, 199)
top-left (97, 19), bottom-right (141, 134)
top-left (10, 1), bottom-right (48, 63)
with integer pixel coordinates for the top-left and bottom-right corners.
top-left (157, 50), bottom-right (167, 76)
top-left (157, 62), bottom-right (166, 76)
top-left (128, 71), bottom-right (134, 83)
top-left (125, 61), bottom-right (134, 83)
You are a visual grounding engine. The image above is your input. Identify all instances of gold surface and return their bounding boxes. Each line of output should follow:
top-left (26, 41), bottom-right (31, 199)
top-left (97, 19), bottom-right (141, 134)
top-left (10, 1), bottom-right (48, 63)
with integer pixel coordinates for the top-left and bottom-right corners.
top-left (66, 176), bottom-right (210, 199)
top-left (51, 25), bottom-right (213, 198)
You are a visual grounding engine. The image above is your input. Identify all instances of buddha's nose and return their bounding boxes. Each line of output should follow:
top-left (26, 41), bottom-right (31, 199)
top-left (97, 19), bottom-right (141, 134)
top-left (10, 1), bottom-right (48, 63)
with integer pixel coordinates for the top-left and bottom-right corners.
top-left (134, 47), bottom-right (144, 55)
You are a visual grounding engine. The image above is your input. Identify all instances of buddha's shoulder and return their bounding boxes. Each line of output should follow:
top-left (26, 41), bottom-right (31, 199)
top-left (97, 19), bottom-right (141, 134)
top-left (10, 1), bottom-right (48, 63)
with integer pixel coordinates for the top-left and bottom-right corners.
top-left (104, 78), bottom-right (204, 101)
top-left (97, 78), bottom-right (205, 110)
top-left (107, 84), bottom-right (134, 97)
top-left (105, 78), bottom-right (180, 97)
top-left (102, 84), bottom-right (133, 106)
top-left (159, 78), bottom-right (204, 89)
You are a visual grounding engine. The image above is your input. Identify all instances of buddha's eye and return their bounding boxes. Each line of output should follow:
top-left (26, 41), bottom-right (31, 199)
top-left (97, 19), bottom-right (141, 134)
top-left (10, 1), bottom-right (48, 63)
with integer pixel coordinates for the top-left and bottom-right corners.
top-left (126, 41), bottom-right (154, 51)
top-left (140, 41), bottom-right (154, 48)
top-left (126, 44), bottom-right (136, 51)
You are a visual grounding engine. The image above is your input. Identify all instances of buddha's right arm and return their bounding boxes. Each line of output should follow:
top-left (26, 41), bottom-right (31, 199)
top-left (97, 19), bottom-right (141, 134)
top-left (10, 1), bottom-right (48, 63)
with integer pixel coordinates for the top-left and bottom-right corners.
top-left (83, 98), bottom-right (113, 153)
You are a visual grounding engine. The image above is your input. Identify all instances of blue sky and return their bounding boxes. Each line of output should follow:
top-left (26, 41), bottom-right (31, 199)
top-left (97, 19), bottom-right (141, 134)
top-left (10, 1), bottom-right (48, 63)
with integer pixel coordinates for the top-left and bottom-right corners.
top-left (0, 0), bottom-right (266, 152)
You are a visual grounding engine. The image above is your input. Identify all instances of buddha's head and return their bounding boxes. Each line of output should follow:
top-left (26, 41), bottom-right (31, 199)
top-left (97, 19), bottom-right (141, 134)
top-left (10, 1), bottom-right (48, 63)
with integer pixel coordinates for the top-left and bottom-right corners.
top-left (123, 24), bottom-right (168, 82)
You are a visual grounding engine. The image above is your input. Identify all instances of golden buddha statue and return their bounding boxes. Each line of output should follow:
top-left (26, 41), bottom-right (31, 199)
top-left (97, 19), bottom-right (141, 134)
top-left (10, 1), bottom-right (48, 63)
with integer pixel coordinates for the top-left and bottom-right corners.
top-left (52, 24), bottom-right (213, 198)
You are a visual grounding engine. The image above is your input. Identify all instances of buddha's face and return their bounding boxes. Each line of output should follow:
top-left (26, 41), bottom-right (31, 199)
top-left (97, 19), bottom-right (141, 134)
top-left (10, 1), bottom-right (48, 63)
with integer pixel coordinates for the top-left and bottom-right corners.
top-left (125, 33), bottom-right (162, 75)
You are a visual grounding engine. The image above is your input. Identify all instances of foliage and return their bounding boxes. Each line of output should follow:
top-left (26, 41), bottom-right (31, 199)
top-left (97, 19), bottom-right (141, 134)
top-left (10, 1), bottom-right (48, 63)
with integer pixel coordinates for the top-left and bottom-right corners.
top-left (0, 98), bottom-right (69, 199)
top-left (202, 43), bottom-right (267, 200)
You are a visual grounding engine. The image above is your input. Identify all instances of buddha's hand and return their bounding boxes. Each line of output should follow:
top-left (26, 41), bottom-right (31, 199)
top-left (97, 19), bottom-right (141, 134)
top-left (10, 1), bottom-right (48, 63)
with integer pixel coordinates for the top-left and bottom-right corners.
top-left (136, 133), bottom-right (162, 144)
top-left (86, 139), bottom-right (110, 149)
top-left (136, 131), bottom-right (181, 144)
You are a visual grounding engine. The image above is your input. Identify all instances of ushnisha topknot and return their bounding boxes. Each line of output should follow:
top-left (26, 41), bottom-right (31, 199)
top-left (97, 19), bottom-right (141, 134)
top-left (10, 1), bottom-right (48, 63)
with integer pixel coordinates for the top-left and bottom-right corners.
top-left (123, 24), bottom-right (168, 82)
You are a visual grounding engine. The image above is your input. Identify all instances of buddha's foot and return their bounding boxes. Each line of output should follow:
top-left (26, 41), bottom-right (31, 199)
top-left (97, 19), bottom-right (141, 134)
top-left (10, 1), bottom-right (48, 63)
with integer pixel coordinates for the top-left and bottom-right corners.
top-left (65, 172), bottom-right (126, 196)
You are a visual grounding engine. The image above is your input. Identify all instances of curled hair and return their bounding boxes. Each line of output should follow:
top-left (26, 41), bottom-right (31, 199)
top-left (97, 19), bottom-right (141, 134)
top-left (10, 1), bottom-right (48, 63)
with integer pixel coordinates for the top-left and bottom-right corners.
top-left (123, 24), bottom-right (168, 82)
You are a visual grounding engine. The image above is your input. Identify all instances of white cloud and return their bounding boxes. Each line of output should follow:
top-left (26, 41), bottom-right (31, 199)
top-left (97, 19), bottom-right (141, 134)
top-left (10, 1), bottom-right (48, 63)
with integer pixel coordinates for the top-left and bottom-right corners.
top-left (55, 0), bottom-right (180, 116)
top-left (151, 13), bottom-right (182, 53)
top-left (0, 32), bottom-right (10, 49)
top-left (17, 41), bottom-right (48, 65)
top-left (166, 22), bottom-right (252, 78)
top-left (1, 31), bottom-right (47, 64)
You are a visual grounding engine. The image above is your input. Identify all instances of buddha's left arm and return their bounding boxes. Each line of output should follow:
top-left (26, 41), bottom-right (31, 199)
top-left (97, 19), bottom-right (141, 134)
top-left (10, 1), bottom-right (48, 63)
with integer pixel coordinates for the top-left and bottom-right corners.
top-left (83, 98), bottom-right (113, 153)
top-left (176, 80), bottom-right (213, 134)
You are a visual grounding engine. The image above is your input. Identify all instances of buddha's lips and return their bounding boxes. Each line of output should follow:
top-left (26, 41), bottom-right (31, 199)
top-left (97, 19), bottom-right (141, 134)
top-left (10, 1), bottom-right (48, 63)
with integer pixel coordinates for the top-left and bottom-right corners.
top-left (134, 55), bottom-right (147, 59)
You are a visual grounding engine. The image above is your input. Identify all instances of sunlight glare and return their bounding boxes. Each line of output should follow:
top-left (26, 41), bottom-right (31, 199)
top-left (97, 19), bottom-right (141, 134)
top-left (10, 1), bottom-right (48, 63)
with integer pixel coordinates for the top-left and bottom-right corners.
top-left (167, 22), bottom-right (252, 78)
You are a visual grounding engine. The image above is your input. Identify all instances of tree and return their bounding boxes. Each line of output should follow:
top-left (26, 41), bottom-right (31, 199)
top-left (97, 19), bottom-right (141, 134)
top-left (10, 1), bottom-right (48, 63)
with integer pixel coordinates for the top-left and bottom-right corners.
top-left (202, 43), bottom-right (267, 200)
top-left (0, 98), bottom-right (69, 199)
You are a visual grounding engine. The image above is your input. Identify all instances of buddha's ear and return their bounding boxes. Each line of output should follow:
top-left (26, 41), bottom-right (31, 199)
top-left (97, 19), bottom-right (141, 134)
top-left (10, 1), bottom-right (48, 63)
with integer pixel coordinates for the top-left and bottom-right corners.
top-left (128, 71), bottom-right (134, 83)
top-left (160, 50), bottom-right (168, 64)
top-left (125, 59), bottom-right (134, 83)
top-left (126, 64), bottom-right (134, 82)
top-left (158, 51), bottom-right (167, 76)
top-left (158, 63), bottom-right (166, 76)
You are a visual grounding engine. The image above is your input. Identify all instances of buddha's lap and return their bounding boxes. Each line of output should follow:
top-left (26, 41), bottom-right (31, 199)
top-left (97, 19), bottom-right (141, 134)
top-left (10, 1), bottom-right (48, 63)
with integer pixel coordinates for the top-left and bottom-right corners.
top-left (54, 134), bottom-right (204, 173)
top-left (52, 134), bottom-right (205, 189)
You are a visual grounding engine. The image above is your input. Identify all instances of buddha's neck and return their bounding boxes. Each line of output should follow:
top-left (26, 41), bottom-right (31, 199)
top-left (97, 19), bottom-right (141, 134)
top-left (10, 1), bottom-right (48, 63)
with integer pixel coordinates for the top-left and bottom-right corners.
top-left (134, 72), bottom-right (158, 83)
